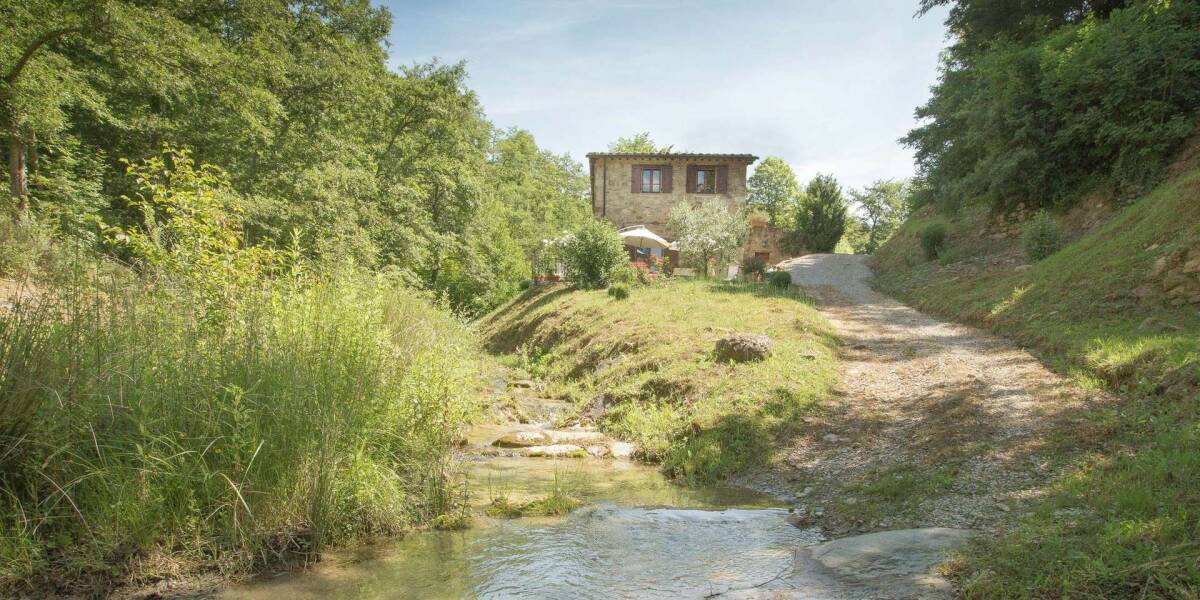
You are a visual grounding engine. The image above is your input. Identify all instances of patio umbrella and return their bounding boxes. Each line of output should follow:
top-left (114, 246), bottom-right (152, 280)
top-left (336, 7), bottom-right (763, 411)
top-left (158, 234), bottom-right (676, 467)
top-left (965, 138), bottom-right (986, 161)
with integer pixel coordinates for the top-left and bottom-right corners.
top-left (617, 225), bottom-right (670, 249)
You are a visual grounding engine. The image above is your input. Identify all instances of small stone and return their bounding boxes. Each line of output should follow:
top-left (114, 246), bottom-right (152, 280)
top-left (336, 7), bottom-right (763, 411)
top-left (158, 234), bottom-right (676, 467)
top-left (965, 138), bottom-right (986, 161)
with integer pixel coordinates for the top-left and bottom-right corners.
top-left (714, 333), bottom-right (772, 363)
top-left (823, 433), bottom-right (842, 443)
top-left (997, 503), bottom-right (1011, 512)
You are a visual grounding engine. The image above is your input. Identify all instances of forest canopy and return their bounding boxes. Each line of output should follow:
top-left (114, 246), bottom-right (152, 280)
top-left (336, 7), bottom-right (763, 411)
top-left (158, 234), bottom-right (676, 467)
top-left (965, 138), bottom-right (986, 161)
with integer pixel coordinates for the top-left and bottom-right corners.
top-left (0, 0), bottom-right (589, 315)
top-left (906, 0), bottom-right (1200, 212)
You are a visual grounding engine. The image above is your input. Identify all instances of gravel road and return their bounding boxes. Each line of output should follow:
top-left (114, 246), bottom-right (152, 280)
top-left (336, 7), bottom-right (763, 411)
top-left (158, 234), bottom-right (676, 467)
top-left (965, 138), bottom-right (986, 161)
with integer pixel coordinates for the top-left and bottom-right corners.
top-left (740, 253), bottom-right (1105, 534)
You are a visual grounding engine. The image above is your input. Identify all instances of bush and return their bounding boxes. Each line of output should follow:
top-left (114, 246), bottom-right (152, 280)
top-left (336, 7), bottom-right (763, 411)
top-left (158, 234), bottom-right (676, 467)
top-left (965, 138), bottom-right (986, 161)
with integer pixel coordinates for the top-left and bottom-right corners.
top-left (561, 220), bottom-right (628, 289)
top-left (1022, 211), bottom-right (1065, 261)
top-left (607, 284), bottom-right (630, 300)
top-left (767, 270), bottom-right (792, 290)
top-left (742, 256), bottom-right (767, 277)
top-left (920, 223), bottom-right (947, 260)
top-left (0, 268), bottom-right (479, 590)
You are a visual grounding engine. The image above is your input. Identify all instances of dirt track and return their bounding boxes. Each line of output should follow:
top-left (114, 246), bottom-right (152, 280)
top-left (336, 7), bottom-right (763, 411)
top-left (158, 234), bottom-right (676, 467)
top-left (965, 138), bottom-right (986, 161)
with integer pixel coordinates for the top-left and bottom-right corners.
top-left (740, 254), bottom-right (1105, 534)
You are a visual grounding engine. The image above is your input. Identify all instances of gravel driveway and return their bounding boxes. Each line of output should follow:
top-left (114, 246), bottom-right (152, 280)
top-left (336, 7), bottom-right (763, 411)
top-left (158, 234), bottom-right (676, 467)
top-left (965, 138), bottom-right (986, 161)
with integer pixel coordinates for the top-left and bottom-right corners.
top-left (742, 254), bottom-right (1106, 534)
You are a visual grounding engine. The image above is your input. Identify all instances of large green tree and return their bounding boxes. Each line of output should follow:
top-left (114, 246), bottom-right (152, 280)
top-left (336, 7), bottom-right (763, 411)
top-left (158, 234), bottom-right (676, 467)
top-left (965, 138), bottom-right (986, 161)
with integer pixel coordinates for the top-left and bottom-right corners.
top-left (791, 174), bottom-right (847, 253)
top-left (746, 156), bottom-right (800, 226)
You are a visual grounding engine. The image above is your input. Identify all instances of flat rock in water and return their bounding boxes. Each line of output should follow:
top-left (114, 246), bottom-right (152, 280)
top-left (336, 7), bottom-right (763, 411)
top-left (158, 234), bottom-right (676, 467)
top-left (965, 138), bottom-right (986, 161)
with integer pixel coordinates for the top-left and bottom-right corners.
top-left (492, 430), bottom-right (550, 448)
top-left (728, 528), bottom-right (974, 600)
top-left (523, 444), bottom-right (588, 458)
top-left (545, 430), bottom-right (606, 443)
top-left (806, 528), bottom-right (973, 597)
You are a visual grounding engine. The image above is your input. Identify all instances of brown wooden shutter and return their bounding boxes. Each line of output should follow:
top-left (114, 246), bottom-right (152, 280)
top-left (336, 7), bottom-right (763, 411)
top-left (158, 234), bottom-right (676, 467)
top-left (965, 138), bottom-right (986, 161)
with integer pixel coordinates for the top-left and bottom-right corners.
top-left (631, 165), bottom-right (642, 193)
top-left (662, 165), bottom-right (673, 193)
top-left (716, 165), bottom-right (729, 194)
top-left (685, 165), bottom-right (696, 194)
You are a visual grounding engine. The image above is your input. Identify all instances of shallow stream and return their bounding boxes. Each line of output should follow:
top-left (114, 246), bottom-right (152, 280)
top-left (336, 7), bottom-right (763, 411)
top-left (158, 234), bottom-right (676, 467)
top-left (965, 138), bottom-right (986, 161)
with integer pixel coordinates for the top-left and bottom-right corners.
top-left (222, 457), bottom-right (821, 599)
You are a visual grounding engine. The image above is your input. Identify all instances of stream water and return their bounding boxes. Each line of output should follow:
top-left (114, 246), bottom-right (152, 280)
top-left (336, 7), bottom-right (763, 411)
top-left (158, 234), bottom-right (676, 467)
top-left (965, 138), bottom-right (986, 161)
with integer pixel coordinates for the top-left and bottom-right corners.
top-left (222, 457), bottom-right (822, 599)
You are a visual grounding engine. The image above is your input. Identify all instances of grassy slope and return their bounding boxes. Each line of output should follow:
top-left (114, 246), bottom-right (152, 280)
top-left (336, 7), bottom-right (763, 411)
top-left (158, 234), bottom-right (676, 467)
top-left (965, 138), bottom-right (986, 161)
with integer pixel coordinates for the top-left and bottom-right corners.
top-left (479, 279), bottom-right (839, 484)
top-left (874, 168), bottom-right (1200, 597)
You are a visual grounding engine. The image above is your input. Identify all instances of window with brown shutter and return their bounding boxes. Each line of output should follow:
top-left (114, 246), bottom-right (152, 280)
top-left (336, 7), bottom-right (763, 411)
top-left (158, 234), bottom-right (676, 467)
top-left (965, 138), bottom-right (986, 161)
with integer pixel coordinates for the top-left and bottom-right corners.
top-left (690, 165), bottom-right (721, 194)
top-left (717, 165), bottom-right (729, 193)
top-left (633, 165), bottom-right (668, 193)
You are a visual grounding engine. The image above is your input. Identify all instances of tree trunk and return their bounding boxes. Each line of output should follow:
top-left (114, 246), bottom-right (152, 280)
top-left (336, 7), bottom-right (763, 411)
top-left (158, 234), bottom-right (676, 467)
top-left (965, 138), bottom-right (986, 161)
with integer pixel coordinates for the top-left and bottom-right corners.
top-left (8, 119), bottom-right (27, 225)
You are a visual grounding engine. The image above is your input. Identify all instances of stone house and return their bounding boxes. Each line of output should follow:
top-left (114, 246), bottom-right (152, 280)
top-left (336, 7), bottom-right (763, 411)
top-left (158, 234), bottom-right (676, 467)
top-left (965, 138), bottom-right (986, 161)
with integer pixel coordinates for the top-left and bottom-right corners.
top-left (586, 152), bottom-right (794, 268)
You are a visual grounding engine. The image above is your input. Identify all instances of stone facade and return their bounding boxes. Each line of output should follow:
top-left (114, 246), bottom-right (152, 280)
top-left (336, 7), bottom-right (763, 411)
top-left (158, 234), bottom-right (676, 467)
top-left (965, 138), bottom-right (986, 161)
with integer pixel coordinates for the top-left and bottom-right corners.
top-left (587, 152), bottom-right (795, 265)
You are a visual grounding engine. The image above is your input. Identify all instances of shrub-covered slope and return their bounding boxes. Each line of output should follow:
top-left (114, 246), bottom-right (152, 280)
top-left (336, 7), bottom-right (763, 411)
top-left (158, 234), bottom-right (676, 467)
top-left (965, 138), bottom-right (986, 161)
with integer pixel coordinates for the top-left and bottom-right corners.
top-left (479, 279), bottom-right (839, 484)
top-left (874, 164), bottom-right (1200, 597)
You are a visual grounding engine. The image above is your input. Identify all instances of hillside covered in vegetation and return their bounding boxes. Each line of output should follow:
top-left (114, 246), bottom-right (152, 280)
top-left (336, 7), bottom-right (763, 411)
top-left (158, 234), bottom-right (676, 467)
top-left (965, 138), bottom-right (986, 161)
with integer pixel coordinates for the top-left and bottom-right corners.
top-left (480, 279), bottom-right (839, 484)
top-left (874, 0), bottom-right (1200, 596)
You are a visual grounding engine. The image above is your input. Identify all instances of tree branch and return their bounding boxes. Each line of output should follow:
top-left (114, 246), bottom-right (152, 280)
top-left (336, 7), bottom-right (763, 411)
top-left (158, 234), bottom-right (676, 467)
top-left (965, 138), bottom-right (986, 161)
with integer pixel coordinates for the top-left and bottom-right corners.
top-left (3, 28), bottom-right (83, 86)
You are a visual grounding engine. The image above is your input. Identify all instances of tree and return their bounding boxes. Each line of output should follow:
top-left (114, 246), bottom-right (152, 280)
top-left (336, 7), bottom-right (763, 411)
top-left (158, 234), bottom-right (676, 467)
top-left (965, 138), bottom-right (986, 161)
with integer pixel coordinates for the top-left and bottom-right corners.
top-left (607, 132), bottom-right (673, 154)
top-left (792, 174), bottom-right (847, 253)
top-left (669, 199), bottom-right (749, 277)
top-left (746, 156), bottom-right (800, 227)
top-left (850, 179), bottom-right (910, 254)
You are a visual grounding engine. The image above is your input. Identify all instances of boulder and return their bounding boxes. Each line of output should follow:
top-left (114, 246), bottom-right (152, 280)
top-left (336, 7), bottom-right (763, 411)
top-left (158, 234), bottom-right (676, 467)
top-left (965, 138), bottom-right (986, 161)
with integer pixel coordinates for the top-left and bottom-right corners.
top-left (492, 430), bottom-right (550, 448)
top-left (715, 333), bottom-right (772, 363)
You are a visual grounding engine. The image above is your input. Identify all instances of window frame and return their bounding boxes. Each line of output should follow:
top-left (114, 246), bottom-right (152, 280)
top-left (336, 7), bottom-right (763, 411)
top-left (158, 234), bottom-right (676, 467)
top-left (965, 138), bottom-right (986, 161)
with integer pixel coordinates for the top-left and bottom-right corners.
top-left (638, 165), bottom-right (667, 193)
top-left (694, 167), bottom-right (717, 194)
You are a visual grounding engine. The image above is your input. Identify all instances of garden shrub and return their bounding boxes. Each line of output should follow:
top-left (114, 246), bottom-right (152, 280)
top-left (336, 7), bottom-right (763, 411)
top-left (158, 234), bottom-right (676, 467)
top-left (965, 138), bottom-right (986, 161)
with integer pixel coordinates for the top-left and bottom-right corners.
top-left (920, 223), bottom-right (947, 261)
top-left (1022, 211), bottom-right (1065, 261)
top-left (767, 270), bottom-right (792, 290)
top-left (607, 284), bottom-right (630, 300)
top-left (742, 256), bottom-right (767, 277)
top-left (561, 220), bottom-right (627, 289)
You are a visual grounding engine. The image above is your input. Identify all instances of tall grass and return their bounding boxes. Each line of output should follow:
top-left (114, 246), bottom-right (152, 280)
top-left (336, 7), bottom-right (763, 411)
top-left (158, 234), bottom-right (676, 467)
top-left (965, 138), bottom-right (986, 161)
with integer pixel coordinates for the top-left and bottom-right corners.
top-left (0, 263), bottom-right (479, 593)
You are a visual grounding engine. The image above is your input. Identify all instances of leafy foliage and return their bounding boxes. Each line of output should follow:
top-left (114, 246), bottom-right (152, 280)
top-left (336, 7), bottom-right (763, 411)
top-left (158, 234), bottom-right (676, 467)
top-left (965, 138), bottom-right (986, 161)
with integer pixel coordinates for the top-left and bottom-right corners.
top-left (1021, 211), bottom-right (1065, 261)
top-left (746, 156), bottom-right (800, 226)
top-left (849, 179), bottom-right (910, 254)
top-left (907, 0), bottom-right (1200, 212)
top-left (606, 132), bottom-right (673, 153)
top-left (741, 255), bottom-right (767, 277)
top-left (560, 219), bottom-right (628, 289)
top-left (668, 199), bottom-right (749, 277)
top-left (607, 283), bottom-right (630, 300)
top-left (791, 174), bottom-right (848, 253)
top-left (0, 155), bottom-right (479, 591)
top-left (767, 271), bottom-right (792, 289)
top-left (920, 222), bottom-right (947, 260)
top-left (1, 2), bottom-right (586, 316)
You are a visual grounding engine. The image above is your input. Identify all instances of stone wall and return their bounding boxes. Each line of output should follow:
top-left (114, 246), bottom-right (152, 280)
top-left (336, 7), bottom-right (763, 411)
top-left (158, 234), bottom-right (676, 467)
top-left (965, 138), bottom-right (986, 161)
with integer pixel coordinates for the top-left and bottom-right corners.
top-left (1145, 244), bottom-right (1200, 306)
top-left (745, 214), bottom-right (795, 266)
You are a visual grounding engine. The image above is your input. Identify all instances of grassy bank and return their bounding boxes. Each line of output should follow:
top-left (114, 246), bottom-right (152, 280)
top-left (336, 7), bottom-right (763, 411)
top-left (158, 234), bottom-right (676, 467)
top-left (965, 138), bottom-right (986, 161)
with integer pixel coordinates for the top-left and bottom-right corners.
top-left (0, 262), bottom-right (480, 595)
top-left (874, 166), bottom-right (1200, 597)
top-left (479, 278), bottom-right (838, 484)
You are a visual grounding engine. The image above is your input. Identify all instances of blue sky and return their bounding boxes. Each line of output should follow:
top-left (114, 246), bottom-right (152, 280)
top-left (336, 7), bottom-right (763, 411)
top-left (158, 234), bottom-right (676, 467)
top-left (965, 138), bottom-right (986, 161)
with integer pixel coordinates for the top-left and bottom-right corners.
top-left (377, 0), bottom-right (949, 190)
